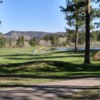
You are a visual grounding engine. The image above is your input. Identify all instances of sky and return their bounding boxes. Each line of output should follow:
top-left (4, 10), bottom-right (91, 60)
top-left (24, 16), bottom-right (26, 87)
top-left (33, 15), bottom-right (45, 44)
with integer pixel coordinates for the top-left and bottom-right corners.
top-left (0, 0), bottom-right (66, 33)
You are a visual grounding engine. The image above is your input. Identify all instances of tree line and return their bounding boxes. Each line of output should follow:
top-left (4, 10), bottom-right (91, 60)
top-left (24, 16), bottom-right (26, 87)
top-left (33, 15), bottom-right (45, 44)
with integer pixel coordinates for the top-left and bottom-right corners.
top-left (0, 30), bottom-right (100, 48)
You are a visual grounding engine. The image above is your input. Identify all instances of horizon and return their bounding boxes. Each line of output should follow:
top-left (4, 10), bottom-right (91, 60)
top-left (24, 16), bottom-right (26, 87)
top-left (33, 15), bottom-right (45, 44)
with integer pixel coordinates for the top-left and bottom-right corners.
top-left (4, 30), bottom-right (65, 34)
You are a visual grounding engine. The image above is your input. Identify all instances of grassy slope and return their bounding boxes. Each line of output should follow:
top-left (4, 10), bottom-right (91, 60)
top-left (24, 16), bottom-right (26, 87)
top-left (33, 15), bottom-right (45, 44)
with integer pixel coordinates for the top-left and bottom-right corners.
top-left (0, 47), bottom-right (100, 85)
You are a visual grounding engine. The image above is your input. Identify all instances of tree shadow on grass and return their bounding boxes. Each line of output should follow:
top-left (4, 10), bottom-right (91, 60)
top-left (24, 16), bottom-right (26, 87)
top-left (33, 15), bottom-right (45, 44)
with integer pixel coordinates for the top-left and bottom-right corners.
top-left (0, 60), bottom-right (100, 78)
top-left (0, 54), bottom-right (40, 57)
top-left (0, 60), bottom-right (99, 71)
top-left (5, 54), bottom-right (85, 60)
top-left (2, 50), bottom-right (95, 61)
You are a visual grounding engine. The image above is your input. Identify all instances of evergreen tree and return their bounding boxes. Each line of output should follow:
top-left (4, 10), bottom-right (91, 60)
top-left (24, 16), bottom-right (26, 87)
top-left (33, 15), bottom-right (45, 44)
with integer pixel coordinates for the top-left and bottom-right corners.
top-left (29, 37), bottom-right (36, 46)
top-left (0, 36), bottom-right (7, 47)
top-left (16, 36), bottom-right (24, 47)
top-left (60, 0), bottom-right (85, 52)
top-left (50, 34), bottom-right (59, 46)
top-left (61, 0), bottom-right (100, 64)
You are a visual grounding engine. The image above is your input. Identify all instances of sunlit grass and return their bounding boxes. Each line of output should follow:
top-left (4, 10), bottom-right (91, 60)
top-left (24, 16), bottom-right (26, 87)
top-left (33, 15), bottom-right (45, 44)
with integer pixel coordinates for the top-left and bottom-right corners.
top-left (0, 77), bottom-right (60, 85)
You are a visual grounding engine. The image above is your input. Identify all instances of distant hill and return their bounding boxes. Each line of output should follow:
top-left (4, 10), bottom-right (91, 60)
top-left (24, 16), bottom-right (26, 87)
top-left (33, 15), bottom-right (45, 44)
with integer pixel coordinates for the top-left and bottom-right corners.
top-left (5, 31), bottom-right (65, 40)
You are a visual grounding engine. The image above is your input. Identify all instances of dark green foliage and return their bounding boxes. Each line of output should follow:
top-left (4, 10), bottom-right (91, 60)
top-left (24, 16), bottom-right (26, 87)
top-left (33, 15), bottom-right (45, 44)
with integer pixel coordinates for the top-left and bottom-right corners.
top-left (16, 36), bottom-right (24, 47)
top-left (8, 40), bottom-right (12, 47)
top-left (0, 36), bottom-right (7, 47)
top-left (60, 0), bottom-right (86, 52)
top-left (66, 29), bottom-right (75, 43)
top-left (61, 0), bottom-right (100, 63)
top-left (91, 30), bottom-right (100, 41)
top-left (78, 32), bottom-right (85, 44)
top-left (97, 32), bottom-right (100, 41)
top-left (43, 34), bottom-right (59, 46)
top-left (97, 34), bottom-right (100, 41)
top-left (50, 34), bottom-right (59, 46)
top-left (66, 29), bottom-right (85, 44)
top-left (60, 0), bottom-right (86, 12)
top-left (43, 34), bottom-right (51, 41)
top-left (29, 37), bottom-right (36, 46)
top-left (61, 0), bottom-right (99, 51)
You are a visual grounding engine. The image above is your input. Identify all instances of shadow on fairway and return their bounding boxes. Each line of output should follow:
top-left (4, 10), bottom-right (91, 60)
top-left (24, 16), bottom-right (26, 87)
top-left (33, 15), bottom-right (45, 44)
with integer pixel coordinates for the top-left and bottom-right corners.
top-left (0, 54), bottom-right (40, 57)
top-left (5, 54), bottom-right (85, 60)
top-left (0, 60), bottom-right (100, 78)
top-left (1, 50), bottom-right (96, 61)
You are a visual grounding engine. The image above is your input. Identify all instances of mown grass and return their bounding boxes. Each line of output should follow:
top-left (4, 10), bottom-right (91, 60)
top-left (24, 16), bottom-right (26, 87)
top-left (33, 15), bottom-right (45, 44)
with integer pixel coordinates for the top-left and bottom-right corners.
top-left (0, 47), bottom-right (100, 85)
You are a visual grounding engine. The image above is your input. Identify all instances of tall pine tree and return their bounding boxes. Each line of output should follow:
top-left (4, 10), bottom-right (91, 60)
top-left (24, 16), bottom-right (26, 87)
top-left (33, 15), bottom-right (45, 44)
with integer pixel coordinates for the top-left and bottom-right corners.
top-left (61, 0), bottom-right (100, 64)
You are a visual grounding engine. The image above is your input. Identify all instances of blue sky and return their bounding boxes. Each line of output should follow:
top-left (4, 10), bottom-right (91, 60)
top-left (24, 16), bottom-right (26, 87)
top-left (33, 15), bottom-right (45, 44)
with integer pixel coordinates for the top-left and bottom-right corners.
top-left (0, 0), bottom-right (66, 33)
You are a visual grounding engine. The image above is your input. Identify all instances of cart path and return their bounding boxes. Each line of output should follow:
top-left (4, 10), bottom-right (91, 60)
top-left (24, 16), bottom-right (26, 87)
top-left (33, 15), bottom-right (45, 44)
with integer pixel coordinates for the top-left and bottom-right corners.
top-left (39, 77), bottom-right (100, 86)
top-left (0, 77), bottom-right (100, 100)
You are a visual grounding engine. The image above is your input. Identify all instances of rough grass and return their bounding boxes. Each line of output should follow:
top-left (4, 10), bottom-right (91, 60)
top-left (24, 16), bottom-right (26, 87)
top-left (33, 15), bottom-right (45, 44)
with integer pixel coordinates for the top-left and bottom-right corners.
top-left (0, 47), bottom-right (100, 85)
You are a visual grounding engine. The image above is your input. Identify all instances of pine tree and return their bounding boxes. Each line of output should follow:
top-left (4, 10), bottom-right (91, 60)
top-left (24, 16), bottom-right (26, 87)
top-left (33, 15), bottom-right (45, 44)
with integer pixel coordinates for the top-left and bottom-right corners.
top-left (60, 0), bottom-right (86, 52)
top-left (29, 37), bottom-right (36, 46)
top-left (61, 0), bottom-right (100, 64)
top-left (16, 36), bottom-right (24, 47)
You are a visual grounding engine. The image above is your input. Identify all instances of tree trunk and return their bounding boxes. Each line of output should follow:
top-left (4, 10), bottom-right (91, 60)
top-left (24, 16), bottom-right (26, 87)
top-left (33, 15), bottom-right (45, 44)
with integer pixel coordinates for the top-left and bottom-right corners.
top-left (75, 26), bottom-right (78, 52)
top-left (84, 0), bottom-right (90, 64)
